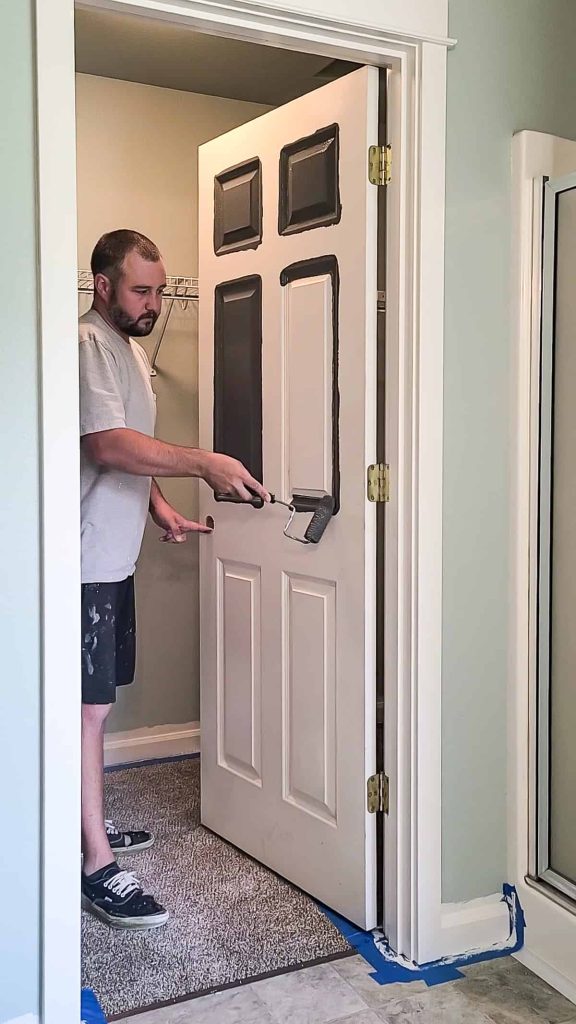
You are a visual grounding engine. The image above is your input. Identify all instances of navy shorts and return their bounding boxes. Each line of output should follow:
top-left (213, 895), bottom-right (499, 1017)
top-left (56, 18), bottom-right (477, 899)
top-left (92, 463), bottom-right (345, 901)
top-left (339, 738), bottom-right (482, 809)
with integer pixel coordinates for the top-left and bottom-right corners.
top-left (81, 576), bottom-right (136, 705)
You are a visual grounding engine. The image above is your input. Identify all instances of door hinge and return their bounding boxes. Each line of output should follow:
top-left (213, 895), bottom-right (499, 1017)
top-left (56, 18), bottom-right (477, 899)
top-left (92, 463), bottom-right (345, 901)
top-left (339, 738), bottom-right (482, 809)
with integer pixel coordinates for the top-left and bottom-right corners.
top-left (367, 772), bottom-right (390, 814)
top-left (368, 144), bottom-right (392, 186)
top-left (367, 463), bottom-right (390, 503)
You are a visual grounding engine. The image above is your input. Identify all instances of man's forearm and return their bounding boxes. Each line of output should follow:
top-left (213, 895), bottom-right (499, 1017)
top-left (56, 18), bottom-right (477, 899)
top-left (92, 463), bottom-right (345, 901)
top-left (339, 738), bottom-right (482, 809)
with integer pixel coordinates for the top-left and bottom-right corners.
top-left (82, 427), bottom-right (270, 503)
top-left (83, 428), bottom-right (209, 478)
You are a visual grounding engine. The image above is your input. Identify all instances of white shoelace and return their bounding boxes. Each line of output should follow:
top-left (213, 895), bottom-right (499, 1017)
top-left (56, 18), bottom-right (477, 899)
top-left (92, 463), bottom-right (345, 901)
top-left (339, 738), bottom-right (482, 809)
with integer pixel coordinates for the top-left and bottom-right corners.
top-left (103, 870), bottom-right (141, 899)
top-left (105, 819), bottom-right (120, 837)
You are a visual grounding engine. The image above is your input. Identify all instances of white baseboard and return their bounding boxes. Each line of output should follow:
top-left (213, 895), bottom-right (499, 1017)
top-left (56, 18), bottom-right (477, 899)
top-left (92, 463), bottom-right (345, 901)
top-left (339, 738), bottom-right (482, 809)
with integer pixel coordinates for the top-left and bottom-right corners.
top-left (2, 1015), bottom-right (39, 1024)
top-left (515, 947), bottom-right (576, 1006)
top-left (438, 893), bottom-right (512, 959)
top-left (104, 721), bottom-right (200, 766)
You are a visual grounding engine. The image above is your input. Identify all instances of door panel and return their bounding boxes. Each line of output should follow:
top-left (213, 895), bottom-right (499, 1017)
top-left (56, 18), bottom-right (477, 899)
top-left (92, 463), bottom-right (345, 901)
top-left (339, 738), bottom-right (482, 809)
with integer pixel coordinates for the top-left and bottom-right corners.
top-left (284, 572), bottom-right (337, 823)
top-left (213, 276), bottom-right (263, 479)
top-left (217, 559), bottom-right (262, 784)
top-left (283, 273), bottom-right (333, 492)
top-left (214, 157), bottom-right (262, 255)
top-left (199, 66), bottom-right (379, 928)
top-left (278, 123), bottom-right (341, 235)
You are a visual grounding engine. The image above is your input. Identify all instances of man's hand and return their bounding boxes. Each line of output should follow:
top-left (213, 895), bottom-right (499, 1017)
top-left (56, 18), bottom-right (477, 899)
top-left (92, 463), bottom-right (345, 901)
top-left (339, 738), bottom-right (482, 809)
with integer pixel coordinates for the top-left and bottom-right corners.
top-left (200, 452), bottom-right (270, 503)
top-left (150, 483), bottom-right (212, 543)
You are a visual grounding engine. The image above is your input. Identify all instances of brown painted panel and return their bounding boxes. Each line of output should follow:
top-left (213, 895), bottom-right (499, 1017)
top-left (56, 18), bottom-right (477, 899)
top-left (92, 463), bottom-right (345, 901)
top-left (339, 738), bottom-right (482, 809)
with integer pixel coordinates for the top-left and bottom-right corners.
top-left (214, 157), bottom-right (262, 255)
top-left (279, 124), bottom-right (341, 236)
top-left (213, 276), bottom-right (263, 482)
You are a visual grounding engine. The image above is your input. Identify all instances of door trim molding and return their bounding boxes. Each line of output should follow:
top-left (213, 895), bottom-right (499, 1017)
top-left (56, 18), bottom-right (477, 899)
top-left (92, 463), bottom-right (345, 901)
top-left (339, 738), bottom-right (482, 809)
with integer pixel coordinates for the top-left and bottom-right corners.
top-left (35, 3), bottom-right (81, 1024)
top-left (510, 130), bottom-right (576, 992)
top-left (36, 3), bottom-right (449, 1019)
top-left (76, 0), bottom-right (457, 50)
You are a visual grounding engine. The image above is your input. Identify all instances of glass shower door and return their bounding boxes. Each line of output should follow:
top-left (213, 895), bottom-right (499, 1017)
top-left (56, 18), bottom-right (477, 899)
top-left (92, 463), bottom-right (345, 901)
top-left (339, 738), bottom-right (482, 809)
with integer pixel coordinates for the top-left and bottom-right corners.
top-left (537, 171), bottom-right (576, 900)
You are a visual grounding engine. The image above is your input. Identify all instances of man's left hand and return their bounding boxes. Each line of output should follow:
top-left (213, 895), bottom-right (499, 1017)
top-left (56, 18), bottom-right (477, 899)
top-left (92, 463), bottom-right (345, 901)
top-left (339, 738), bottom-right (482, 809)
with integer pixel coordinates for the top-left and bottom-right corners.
top-left (151, 501), bottom-right (213, 543)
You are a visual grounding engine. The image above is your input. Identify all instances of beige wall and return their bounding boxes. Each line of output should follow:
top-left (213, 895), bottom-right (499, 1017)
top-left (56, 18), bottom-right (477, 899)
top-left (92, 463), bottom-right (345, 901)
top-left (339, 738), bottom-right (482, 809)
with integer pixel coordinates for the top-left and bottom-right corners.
top-left (76, 74), bottom-right (271, 732)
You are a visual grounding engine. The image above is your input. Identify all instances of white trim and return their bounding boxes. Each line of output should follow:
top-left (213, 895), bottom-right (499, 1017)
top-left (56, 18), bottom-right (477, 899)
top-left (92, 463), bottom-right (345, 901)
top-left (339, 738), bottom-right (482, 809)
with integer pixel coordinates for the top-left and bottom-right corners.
top-left (515, 948), bottom-right (576, 1007)
top-left (3, 1016), bottom-right (40, 1024)
top-left (37, 3), bottom-right (449, 1018)
top-left (76, 0), bottom-right (456, 50)
top-left (409, 39), bottom-right (446, 966)
top-left (511, 130), bottom-right (576, 995)
top-left (35, 3), bottom-right (81, 1024)
top-left (438, 894), bottom-right (511, 959)
top-left (104, 722), bottom-right (201, 765)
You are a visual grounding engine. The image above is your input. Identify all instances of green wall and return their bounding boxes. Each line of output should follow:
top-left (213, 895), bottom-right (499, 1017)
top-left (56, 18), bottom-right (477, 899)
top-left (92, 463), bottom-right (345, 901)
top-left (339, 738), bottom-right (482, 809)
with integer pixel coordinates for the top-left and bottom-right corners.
top-left (0, 4), bottom-right (41, 1022)
top-left (443, 0), bottom-right (576, 902)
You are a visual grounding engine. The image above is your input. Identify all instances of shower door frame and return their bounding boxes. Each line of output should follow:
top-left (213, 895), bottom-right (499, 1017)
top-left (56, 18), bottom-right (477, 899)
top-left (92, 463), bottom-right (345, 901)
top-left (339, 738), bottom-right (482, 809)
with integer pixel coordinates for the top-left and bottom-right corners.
top-left (536, 171), bottom-right (576, 903)
top-left (511, 131), bottom-right (576, 1003)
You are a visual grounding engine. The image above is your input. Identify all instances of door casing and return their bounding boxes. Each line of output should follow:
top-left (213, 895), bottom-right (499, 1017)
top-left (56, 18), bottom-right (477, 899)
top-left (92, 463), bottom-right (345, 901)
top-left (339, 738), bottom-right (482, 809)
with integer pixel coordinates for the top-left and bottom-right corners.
top-left (35, 3), bottom-right (452, 1022)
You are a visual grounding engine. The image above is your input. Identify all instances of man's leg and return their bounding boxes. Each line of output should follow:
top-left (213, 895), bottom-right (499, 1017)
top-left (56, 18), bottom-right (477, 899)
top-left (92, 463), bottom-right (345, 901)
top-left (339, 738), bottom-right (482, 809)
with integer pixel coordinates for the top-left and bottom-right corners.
top-left (80, 579), bottom-right (168, 928)
top-left (80, 697), bottom-right (168, 928)
top-left (81, 701), bottom-right (114, 876)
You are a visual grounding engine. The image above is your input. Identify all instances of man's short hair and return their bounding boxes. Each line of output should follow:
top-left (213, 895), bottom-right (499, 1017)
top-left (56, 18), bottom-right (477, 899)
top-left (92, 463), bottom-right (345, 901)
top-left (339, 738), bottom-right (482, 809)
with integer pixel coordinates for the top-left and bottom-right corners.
top-left (90, 229), bottom-right (161, 282)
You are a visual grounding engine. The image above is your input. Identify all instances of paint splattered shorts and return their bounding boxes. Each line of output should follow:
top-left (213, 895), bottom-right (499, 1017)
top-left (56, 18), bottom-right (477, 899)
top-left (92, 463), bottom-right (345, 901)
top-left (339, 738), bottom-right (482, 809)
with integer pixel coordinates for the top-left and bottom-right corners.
top-left (81, 576), bottom-right (136, 704)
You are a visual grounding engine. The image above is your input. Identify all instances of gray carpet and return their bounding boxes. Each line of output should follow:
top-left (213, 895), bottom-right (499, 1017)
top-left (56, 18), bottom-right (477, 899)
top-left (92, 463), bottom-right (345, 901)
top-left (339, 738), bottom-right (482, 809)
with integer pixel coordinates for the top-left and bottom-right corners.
top-left (82, 759), bottom-right (351, 1018)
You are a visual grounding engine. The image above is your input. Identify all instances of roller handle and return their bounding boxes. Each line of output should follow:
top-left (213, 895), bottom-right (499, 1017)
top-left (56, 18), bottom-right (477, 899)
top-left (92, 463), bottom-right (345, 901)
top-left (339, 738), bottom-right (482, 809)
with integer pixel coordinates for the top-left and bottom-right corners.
top-left (214, 491), bottom-right (272, 509)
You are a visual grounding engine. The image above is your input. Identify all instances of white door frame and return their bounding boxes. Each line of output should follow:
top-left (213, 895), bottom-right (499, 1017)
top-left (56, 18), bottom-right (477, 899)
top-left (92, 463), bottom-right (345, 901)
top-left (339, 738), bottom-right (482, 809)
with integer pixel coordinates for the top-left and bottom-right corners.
top-left (35, 3), bottom-right (453, 1022)
top-left (510, 130), bottom-right (576, 1004)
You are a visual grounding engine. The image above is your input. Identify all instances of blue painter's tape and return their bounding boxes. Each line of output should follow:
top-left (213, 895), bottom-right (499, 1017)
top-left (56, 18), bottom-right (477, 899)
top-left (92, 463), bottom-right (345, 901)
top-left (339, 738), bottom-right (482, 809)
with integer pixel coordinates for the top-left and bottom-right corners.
top-left (320, 883), bottom-right (525, 989)
top-left (81, 988), bottom-right (106, 1023)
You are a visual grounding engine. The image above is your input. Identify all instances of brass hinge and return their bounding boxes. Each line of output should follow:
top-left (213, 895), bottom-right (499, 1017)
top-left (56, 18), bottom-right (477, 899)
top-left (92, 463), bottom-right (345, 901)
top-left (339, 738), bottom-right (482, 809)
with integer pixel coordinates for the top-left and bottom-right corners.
top-left (368, 144), bottom-right (392, 186)
top-left (367, 463), bottom-right (390, 503)
top-left (367, 772), bottom-right (390, 814)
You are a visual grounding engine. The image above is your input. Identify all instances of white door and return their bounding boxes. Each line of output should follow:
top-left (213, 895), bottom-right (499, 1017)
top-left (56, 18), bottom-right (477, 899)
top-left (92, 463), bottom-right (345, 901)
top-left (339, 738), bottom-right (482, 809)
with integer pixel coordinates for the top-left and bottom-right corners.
top-left (198, 66), bottom-right (380, 929)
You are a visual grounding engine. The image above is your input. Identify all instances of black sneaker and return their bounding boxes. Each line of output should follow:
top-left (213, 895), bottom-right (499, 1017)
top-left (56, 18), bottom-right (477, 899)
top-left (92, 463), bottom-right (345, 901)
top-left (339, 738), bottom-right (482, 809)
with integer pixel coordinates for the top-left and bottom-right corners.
top-left (105, 819), bottom-right (155, 853)
top-left (81, 862), bottom-right (169, 929)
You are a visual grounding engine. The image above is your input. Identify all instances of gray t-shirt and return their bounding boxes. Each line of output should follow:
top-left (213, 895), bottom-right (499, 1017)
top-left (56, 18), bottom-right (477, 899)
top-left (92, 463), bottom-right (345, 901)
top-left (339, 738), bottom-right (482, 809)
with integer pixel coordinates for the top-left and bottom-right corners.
top-left (79, 309), bottom-right (157, 584)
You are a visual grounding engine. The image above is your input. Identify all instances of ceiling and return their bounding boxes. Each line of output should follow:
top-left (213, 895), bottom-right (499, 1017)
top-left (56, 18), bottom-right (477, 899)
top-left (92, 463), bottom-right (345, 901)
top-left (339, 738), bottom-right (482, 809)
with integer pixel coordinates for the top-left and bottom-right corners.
top-left (74, 9), bottom-right (359, 106)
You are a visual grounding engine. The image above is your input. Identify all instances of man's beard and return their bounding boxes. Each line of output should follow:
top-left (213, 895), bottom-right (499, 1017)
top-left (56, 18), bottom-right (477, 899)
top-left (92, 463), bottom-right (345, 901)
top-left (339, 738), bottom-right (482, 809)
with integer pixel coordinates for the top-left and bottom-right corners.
top-left (109, 298), bottom-right (159, 337)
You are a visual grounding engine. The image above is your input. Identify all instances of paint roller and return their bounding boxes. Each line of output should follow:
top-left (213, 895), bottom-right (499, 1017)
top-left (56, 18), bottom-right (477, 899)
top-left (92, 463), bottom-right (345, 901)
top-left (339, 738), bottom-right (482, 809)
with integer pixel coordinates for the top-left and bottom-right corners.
top-left (214, 489), bottom-right (335, 545)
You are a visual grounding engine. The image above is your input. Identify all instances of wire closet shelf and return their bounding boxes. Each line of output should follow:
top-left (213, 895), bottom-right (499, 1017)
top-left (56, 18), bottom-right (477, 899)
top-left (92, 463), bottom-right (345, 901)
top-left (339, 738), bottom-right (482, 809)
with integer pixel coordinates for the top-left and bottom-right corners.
top-left (77, 270), bottom-right (199, 301)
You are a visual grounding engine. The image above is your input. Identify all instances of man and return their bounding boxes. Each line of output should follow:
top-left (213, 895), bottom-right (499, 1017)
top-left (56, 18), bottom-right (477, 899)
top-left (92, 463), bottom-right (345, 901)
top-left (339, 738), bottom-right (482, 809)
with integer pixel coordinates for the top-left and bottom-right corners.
top-left (80, 229), bottom-right (269, 929)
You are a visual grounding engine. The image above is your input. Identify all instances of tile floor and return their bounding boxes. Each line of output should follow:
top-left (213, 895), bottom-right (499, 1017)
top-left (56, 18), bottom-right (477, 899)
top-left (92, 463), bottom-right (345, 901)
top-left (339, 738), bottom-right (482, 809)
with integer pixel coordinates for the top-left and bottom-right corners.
top-left (116, 954), bottom-right (576, 1024)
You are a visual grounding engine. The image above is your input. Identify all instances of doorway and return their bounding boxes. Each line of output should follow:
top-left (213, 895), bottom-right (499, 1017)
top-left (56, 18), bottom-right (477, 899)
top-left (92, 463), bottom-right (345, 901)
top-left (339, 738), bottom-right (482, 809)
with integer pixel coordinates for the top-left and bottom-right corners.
top-left (38, 5), bottom-right (449, 1021)
top-left (75, 8), bottom-right (386, 1017)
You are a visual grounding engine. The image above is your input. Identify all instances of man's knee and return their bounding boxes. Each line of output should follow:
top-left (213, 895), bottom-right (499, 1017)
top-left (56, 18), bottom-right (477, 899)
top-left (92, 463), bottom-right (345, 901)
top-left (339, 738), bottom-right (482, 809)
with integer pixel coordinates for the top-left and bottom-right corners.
top-left (82, 701), bottom-right (113, 729)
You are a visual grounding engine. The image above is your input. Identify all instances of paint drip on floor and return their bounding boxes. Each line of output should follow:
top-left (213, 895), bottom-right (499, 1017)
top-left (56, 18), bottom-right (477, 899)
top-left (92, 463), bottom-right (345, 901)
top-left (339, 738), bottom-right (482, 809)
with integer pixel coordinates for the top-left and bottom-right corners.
top-left (321, 883), bottom-right (525, 988)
